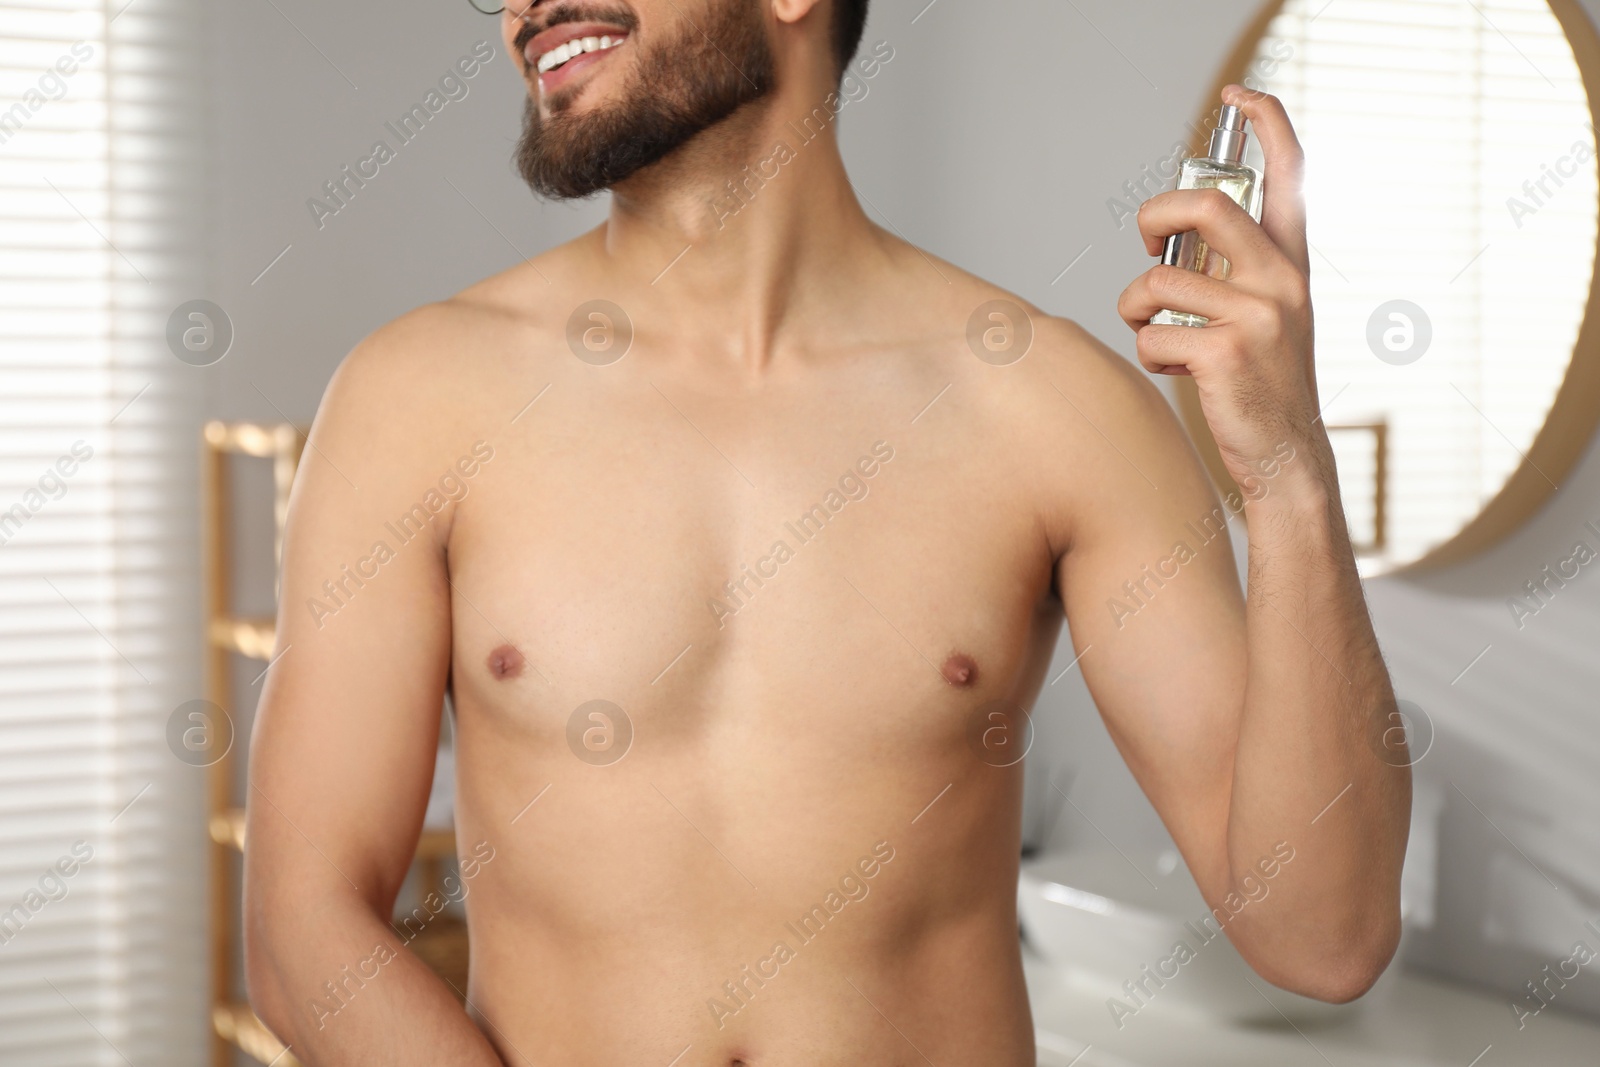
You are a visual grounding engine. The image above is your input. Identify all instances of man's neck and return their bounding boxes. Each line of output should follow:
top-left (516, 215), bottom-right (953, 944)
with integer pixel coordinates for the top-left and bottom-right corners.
top-left (588, 84), bottom-right (883, 373)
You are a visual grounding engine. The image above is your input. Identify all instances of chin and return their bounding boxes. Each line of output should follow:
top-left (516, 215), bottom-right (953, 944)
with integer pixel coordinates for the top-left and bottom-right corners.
top-left (537, 82), bottom-right (612, 120)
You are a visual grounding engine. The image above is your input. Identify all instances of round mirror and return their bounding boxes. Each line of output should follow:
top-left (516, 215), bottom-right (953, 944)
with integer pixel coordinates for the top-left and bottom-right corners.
top-left (1177, 0), bottom-right (1600, 574)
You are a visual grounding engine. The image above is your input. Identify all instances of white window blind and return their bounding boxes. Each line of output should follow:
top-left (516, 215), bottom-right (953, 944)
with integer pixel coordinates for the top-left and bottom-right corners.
top-left (0, 1), bottom-right (205, 1064)
top-left (1249, 0), bottom-right (1597, 570)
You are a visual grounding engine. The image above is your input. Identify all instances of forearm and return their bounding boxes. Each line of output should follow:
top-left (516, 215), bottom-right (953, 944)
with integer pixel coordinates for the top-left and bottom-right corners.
top-left (245, 885), bottom-right (507, 1066)
top-left (1222, 450), bottom-right (1410, 999)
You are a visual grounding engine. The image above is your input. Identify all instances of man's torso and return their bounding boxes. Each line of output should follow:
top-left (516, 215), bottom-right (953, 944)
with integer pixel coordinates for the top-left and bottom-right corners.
top-left (400, 237), bottom-right (1115, 1066)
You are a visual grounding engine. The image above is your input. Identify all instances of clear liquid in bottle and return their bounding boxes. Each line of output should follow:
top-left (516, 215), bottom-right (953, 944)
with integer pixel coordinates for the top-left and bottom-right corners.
top-left (1151, 106), bottom-right (1264, 328)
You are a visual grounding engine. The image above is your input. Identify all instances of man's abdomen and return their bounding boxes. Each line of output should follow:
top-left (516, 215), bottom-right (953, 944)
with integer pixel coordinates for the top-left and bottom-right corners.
top-left (449, 685), bottom-right (1040, 1067)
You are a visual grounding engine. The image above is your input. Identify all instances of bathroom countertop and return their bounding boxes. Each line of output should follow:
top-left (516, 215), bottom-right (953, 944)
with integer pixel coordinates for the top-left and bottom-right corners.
top-left (1024, 951), bottom-right (1600, 1067)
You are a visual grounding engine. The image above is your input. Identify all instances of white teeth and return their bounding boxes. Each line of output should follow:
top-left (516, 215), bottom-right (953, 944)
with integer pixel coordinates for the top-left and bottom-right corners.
top-left (536, 33), bottom-right (624, 75)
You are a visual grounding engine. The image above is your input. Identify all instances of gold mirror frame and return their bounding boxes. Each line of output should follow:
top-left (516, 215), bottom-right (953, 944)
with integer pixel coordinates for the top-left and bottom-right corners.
top-left (1175, 0), bottom-right (1600, 572)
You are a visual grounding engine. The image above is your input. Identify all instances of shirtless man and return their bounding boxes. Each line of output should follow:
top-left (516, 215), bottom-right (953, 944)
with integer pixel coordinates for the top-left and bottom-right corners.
top-left (241, 0), bottom-right (1410, 1063)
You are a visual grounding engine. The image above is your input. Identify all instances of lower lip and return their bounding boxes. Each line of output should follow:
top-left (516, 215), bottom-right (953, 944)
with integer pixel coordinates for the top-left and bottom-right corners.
top-left (538, 42), bottom-right (624, 95)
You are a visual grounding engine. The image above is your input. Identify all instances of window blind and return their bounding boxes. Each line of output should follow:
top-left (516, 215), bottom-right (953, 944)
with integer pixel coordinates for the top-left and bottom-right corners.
top-left (1249, 0), bottom-right (1597, 569)
top-left (0, 1), bottom-right (205, 1064)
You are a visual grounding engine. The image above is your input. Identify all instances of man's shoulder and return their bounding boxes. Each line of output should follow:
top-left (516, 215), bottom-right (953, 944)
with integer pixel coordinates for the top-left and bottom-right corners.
top-left (902, 255), bottom-right (1171, 436)
top-left (323, 300), bottom-right (502, 427)
top-left (902, 257), bottom-right (1201, 529)
top-left (362, 257), bottom-right (575, 365)
top-left (325, 240), bottom-right (587, 419)
top-left (308, 260), bottom-right (577, 483)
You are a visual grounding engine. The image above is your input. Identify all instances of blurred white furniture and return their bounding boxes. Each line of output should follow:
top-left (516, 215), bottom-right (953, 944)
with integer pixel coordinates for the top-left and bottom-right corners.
top-left (1027, 950), bottom-right (1600, 1066)
top-left (1019, 847), bottom-right (1600, 1064)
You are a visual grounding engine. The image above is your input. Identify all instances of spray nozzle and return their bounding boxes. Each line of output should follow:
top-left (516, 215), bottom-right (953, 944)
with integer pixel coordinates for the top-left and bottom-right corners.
top-left (1208, 105), bottom-right (1250, 164)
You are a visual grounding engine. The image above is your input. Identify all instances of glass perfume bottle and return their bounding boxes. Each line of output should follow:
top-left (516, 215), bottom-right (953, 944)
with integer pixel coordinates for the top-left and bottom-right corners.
top-left (1151, 104), bottom-right (1264, 328)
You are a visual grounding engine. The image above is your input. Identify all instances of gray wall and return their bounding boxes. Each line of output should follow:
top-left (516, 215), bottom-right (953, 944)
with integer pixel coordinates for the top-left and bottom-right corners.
top-left (202, 0), bottom-right (1600, 1022)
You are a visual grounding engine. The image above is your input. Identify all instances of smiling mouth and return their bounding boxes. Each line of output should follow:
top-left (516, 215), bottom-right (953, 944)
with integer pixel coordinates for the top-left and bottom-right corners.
top-left (536, 33), bottom-right (627, 75)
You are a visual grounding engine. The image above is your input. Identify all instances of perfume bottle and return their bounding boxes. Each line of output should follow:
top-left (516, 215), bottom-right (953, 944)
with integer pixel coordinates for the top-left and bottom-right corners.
top-left (1151, 104), bottom-right (1264, 328)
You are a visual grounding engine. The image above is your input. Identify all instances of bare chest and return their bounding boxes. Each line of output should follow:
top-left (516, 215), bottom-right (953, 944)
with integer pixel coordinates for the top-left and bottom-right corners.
top-left (443, 368), bottom-right (1061, 759)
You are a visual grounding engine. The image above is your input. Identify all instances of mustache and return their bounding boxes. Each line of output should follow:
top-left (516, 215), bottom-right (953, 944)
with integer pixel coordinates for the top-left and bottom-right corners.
top-left (514, 5), bottom-right (640, 58)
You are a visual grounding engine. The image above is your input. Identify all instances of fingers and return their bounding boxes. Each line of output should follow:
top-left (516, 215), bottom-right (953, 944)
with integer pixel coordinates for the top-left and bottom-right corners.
top-left (1134, 317), bottom-right (1271, 377)
top-left (1134, 324), bottom-right (1209, 375)
top-left (1221, 84), bottom-right (1311, 275)
top-left (1118, 265), bottom-right (1240, 330)
top-left (1136, 189), bottom-right (1284, 278)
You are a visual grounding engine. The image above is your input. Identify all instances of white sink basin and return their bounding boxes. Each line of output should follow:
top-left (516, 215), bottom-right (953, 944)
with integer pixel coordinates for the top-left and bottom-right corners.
top-left (1019, 848), bottom-right (1400, 1026)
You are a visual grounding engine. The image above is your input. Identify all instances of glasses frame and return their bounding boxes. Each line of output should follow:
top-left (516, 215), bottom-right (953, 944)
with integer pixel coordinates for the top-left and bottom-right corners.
top-left (470, 0), bottom-right (536, 13)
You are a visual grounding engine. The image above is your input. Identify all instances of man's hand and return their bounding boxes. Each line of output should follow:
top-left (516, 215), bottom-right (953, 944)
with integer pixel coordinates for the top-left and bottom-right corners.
top-left (1116, 85), bottom-right (1322, 492)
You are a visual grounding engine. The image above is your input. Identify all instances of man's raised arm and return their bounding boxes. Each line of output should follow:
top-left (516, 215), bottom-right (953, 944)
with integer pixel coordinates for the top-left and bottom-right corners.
top-left (1051, 85), bottom-right (1409, 1003)
top-left (243, 312), bottom-right (508, 1065)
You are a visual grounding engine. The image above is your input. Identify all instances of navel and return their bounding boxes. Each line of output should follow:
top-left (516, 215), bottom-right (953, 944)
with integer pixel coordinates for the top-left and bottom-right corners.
top-left (487, 644), bottom-right (525, 680)
top-left (941, 652), bottom-right (979, 688)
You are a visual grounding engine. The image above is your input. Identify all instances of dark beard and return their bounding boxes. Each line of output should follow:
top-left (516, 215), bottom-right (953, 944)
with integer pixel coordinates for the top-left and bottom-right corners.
top-left (517, 0), bottom-right (776, 200)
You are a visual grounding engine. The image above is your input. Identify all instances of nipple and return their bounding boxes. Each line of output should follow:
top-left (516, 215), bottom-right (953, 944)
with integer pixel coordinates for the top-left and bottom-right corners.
top-left (941, 652), bottom-right (978, 688)
top-left (488, 644), bottom-right (525, 680)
